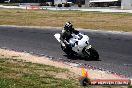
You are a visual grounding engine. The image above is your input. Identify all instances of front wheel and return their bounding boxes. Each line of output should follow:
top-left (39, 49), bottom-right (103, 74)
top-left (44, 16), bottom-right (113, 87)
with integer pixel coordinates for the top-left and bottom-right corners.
top-left (84, 47), bottom-right (99, 60)
top-left (89, 47), bottom-right (99, 60)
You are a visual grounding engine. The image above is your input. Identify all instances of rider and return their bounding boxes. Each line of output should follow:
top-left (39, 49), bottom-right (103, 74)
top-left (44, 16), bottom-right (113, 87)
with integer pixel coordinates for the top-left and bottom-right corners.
top-left (60, 21), bottom-right (79, 46)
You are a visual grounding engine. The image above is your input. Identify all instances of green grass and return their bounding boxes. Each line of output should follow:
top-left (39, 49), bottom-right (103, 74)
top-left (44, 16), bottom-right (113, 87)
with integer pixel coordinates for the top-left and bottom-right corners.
top-left (0, 58), bottom-right (81, 88)
top-left (0, 57), bottom-right (130, 88)
top-left (0, 9), bottom-right (132, 32)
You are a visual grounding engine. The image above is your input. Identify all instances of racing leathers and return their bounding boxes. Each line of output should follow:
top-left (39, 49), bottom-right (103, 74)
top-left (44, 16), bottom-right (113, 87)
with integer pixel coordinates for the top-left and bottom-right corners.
top-left (60, 28), bottom-right (79, 47)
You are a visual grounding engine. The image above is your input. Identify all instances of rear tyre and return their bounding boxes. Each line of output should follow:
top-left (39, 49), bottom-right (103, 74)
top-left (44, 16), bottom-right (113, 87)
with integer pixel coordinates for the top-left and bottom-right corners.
top-left (61, 45), bottom-right (75, 57)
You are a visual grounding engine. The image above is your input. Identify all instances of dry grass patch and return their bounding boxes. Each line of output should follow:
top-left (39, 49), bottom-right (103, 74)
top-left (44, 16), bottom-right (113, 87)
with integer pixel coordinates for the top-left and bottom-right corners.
top-left (0, 9), bottom-right (132, 31)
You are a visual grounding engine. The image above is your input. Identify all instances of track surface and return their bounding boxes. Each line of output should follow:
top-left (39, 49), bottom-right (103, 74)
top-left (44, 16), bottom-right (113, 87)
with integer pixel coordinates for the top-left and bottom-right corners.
top-left (0, 27), bottom-right (132, 77)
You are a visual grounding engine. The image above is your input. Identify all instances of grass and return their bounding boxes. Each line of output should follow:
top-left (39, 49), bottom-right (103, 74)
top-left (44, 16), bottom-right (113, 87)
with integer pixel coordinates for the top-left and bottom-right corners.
top-left (0, 57), bottom-right (131, 88)
top-left (0, 9), bottom-right (132, 32)
top-left (0, 58), bottom-right (80, 88)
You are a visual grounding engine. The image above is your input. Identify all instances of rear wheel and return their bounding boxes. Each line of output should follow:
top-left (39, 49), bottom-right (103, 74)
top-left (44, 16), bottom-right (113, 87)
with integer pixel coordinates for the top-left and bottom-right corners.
top-left (61, 45), bottom-right (76, 57)
top-left (61, 45), bottom-right (69, 55)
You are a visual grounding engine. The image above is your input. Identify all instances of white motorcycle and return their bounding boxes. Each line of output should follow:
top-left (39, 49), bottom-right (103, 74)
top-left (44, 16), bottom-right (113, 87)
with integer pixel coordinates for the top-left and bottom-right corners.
top-left (54, 32), bottom-right (99, 60)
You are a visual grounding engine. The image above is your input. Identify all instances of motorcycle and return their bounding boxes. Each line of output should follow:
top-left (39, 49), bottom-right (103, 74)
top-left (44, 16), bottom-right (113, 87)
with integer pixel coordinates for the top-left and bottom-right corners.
top-left (54, 32), bottom-right (99, 60)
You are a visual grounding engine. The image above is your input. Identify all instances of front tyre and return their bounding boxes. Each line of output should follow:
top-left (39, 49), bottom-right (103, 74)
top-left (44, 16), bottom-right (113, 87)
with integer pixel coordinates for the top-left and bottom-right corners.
top-left (89, 47), bottom-right (99, 60)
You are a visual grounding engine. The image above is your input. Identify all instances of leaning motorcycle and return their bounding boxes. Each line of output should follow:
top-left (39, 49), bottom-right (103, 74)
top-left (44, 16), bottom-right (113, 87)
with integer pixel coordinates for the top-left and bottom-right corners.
top-left (54, 32), bottom-right (99, 60)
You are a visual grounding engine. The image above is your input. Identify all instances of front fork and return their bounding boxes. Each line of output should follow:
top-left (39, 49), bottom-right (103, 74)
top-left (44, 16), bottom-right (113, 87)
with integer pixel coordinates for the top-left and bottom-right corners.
top-left (82, 45), bottom-right (92, 57)
top-left (85, 45), bottom-right (92, 50)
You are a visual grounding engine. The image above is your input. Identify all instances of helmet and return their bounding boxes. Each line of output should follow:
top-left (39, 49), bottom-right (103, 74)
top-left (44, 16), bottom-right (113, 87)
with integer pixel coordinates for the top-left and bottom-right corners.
top-left (64, 22), bottom-right (73, 32)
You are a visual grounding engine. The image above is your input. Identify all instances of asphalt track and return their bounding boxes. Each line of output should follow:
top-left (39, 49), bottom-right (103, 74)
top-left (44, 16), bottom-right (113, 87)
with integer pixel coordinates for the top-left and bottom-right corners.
top-left (0, 26), bottom-right (132, 77)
